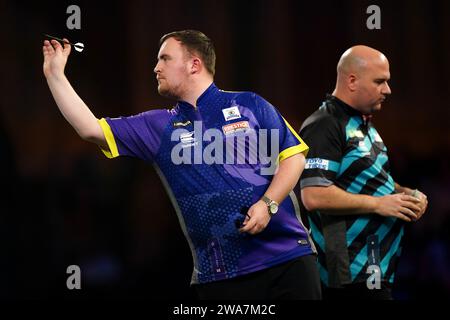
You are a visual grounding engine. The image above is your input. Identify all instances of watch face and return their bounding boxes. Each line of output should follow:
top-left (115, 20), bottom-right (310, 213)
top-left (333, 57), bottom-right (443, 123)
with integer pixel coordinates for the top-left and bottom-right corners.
top-left (270, 203), bottom-right (278, 214)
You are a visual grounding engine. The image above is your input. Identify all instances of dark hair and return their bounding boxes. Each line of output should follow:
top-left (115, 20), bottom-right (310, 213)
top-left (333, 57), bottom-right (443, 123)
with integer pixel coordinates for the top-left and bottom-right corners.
top-left (159, 30), bottom-right (216, 76)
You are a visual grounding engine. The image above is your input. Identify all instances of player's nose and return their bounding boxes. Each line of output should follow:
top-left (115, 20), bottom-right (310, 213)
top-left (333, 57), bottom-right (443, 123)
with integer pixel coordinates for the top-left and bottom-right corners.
top-left (382, 82), bottom-right (392, 95)
top-left (154, 61), bottom-right (161, 74)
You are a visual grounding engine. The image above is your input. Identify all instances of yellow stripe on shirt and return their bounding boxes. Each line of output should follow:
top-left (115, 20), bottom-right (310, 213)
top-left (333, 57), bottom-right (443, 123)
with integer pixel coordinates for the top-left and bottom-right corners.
top-left (98, 118), bottom-right (119, 158)
top-left (278, 117), bottom-right (309, 162)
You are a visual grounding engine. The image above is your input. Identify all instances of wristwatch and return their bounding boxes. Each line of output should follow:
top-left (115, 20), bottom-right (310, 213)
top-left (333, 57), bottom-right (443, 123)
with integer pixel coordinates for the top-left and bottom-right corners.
top-left (261, 195), bottom-right (279, 216)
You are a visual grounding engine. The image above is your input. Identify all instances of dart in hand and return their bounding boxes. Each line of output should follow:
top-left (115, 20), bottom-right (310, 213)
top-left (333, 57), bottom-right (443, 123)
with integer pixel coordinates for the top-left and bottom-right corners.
top-left (43, 34), bottom-right (84, 52)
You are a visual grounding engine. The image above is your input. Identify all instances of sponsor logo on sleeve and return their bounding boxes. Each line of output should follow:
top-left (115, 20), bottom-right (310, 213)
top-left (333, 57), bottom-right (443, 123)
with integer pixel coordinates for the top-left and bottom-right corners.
top-left (305, 158), bottom-right (330, 170)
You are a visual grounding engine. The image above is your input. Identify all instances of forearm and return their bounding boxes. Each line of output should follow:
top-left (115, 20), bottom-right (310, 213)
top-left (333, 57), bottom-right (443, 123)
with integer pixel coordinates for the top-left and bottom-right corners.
top-left (301, 184), bottom-right (378, 215)
top-left (46, 74), bottom-right (103, 144)
top-left (264, 153), bottom-right (305, 204)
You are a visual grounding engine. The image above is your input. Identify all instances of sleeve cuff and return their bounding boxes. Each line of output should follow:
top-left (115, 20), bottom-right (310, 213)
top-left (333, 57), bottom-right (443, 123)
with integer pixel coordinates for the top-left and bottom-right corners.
top-left (278, 144), bottom-right (309, 162)
top-left (98, 118), bottom-right (120, 159)
top-left (300, 177), bottom-right (334, 188)
top-left (280, 116), bottom-right (309, 162)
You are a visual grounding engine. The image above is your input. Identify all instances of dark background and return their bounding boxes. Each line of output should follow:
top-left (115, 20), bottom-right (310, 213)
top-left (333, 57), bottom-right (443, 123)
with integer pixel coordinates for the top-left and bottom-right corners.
top-left (0, 0), bottom-right (449, 300)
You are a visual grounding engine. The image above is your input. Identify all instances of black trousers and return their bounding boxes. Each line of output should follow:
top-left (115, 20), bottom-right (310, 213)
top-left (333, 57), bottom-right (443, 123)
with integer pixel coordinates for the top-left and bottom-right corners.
top-left (193, 254), bottom-right (322, 300)
top-left (322, 281), bottom-right (393, 300)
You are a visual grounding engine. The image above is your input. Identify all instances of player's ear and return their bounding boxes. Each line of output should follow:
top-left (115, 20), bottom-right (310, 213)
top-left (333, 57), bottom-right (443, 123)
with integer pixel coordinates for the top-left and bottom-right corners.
top-left (190, 57), bottom-right (202, 75)
top-left (348, 73), bottom-right (358, 92)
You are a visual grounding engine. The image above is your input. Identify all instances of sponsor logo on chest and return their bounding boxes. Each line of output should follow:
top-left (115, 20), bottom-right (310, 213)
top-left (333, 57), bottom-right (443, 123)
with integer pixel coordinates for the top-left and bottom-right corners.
top-left (172, 120), bottom-right (192, 128)
top-left (222, 106), bottom-right (241, 121)
top-left (179, 131), bottom-right (197, 148)
top-left (222, 121), bottom-right (250, 135)
top-left (348, 129), bottom-right (364, 139)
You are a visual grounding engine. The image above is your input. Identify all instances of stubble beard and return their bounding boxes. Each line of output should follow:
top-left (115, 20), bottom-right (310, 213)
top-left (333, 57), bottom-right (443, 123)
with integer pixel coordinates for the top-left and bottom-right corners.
top-left (157, 83), bottom-right (183, 101)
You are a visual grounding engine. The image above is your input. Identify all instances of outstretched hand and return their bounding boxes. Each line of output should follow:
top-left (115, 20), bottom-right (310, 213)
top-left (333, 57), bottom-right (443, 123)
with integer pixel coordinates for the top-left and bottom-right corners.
top-left (42, 39), bottom-right (71, 79)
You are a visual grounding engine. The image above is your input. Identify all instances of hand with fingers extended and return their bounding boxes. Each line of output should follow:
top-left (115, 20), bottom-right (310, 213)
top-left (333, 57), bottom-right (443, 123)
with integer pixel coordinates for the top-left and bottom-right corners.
top-left (239, 200), bottom-right (271, 235)
top-left (374, 193), bottom-right (422, 222)
top-left (42, 39), bottom-right (72, 79)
